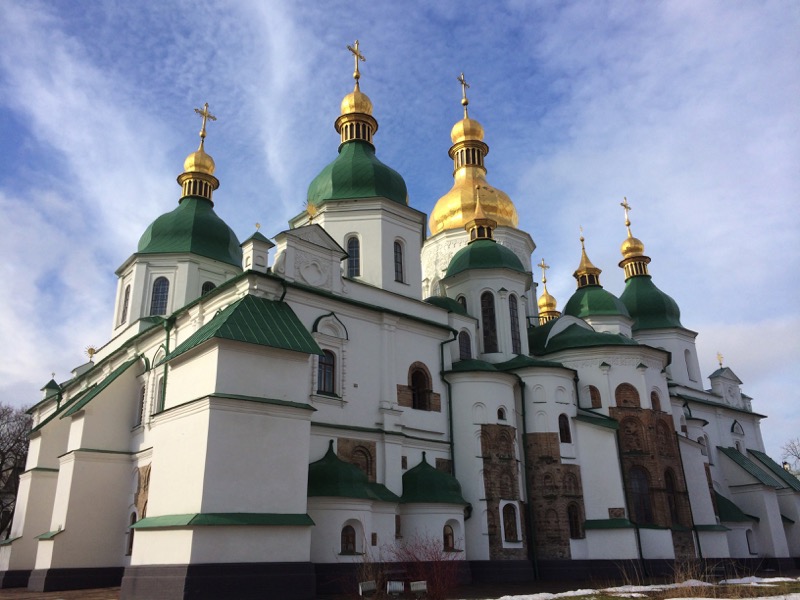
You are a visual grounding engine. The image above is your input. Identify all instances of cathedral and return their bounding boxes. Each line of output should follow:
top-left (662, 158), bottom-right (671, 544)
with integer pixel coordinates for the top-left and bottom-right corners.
top-left (1, 46), bottom-right (798, 600)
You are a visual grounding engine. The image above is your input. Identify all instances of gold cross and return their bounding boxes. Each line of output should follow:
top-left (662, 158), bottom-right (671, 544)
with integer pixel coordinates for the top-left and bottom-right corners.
top-left (716, 352), bottom-right (724, 367)
top-left (347, 40), bottom-right (366, 85)
top-left (538, 258), bottom-right (550, 284)
top-left (255, 222), bottom-right (261, 231)
top-left (621, 197), bottom-right (632, 225)
top-left (193, 103), bottom-right (216, 142)
top-left (457, 72), bottom-right (470, 117)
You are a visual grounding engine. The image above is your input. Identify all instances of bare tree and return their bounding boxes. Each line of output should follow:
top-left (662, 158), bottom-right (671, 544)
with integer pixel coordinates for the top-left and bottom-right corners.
top-left (0, 404), bottom-right (32, 538)
top-left (783, 437), bottom-right (800, 473)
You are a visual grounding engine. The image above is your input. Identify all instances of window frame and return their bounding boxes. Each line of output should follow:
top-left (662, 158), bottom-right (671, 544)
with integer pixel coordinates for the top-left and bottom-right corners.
top-left (346, 236), bottom-right (360, 278)
top-left (149, 276), bottom-right (170, 316)
top-left (393, 240), bottom-right (405, 283)
top-left (481, 291), bottom-right (498, 353)
top-left (458, 330), bottom-right (472, 360)
top-left (317, 350), bottom-right (337, 396)
top-left (558, 413), bottom-right (572, 444)
top-left (120, 284), bottom-right (131, 326)
top-left (509, 294), bottom-right (521, 354)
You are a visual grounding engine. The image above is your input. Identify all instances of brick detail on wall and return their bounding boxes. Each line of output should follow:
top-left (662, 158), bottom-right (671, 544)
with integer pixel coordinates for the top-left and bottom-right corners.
top-left (336, 437), bottom-right (377, 482)
top-left (481, 424), bottom-right (527, 560)
top-left (135, 464), bottom-right (151, 518)
top-left (610, 406), bottom-right (696, 559)
top-left (435, 458), bottom-right (453, 474)
top-left (396, 384), bottom-right (441, 412)
top-left (523, 432), bottom-right (584, 559)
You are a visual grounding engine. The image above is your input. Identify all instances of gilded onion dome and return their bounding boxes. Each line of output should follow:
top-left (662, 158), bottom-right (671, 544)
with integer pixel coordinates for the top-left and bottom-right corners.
top-left (536, 258), bottom-right (560, 324)
top-left (307, 41), bottom-right (408, 207)
top-left (618, 198), bottom-right (650, 278)
top-left (428, 73), bottom-right (518, 235)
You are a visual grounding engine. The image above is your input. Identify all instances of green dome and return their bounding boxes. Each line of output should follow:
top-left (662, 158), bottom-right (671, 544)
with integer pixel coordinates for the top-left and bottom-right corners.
top-left (445, 239), bottom-right (525, 278)
top-left (401, 453), bottom-right (467, 505)
top-left (563, 285), bottom-right (630, 319)
top-left (545, 323), bottom-right (639, 353)
top-left (528, 319), bottom-right (558, 356)
top-left (308, 441), bottom-right (399, 502)
top-left (138, 197), bottom-right (242, 268)
top-left (307, 140), bottom-right (408, 206)
top-left (620, 275), bottom-right (682, 330)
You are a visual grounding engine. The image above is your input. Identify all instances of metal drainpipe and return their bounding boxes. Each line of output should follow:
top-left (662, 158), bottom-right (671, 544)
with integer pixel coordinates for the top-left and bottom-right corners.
top-left (673, 429), bottom-right (703, 559)
top-left (160, 316), bottom-right (176, 412)
top-left (439, 330), bottom-right (458, 476)
top-left (515, 374), bottom-right (540, 579)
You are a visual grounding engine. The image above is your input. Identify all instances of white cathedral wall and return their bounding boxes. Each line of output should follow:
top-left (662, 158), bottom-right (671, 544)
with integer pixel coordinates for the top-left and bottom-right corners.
top-left (307, 497), bottom-right (391, 563)
top-left (638, 528), bottom-right (675, 560)
top-left (584, 529), bottom-right (639, 560)
top-left (36, 450), bottom-right (131, 569)
top-left (26, 418), bottom-right (69, 471)
top-left (729, 488), bottom-right (790, 557)
top-left (574, 423), bottom-right (627, 521)
top-left (0, 469), bottom-right (58, 571)
top-left (147, 403), bottom-right (211, 516)
top-left (676, 437), bottom-right (717, 526)
top-left (189, 526), bottom-right (311, 563)
top-left (631, 329), bottom-right (701, 390)
top-left (200, 398), bottom-right (312, 514)
top-left (775, 491), bottom-right (800, 555)
top-left (130, 530), bottom-right (194, 565)
top-left (697, 531), bottom-right (731, 559)
top-left (398, 504), bottom-right (465, 556)
top-left (161, 348), bottom-right (219, 410)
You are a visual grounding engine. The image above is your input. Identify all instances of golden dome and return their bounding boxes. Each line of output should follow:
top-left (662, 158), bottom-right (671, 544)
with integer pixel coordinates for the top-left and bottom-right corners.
top-left (538, 287), bottom-right (557, 312)
top-left (429, 173), bottom-right (518, 234)
top-left (183, 145), bottom-right (216, 176)
top-left (340, 87), bottom-right (373, 116)
top-left (620, 234), bottom-right (645, 259)
top-left (450, 117), bottom-right (484, 144)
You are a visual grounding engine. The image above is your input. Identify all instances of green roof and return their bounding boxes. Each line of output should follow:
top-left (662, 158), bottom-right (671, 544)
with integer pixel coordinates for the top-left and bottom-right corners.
top-left (672, 392), bottom-right (766, 418)
top-left (576, 410), bottom-right (620, 430)
top-left (242, 230), bottom-right (274, 246)
top-left (494, 355), bottom-right (565, 371)
top-left (63, 358), bottom-right (140, 417)
top-left (137, 196), bottom-right (242, 267)
top-left (714, 491), bottom-right (758, 522)
top-left (528, 319), bottom-right (558, 356)
top-left (445, 239), bottom-right (525, 278)
top-left (307, 140), bottom-right (408, 206)
top-left (563, 285), bottom-right (630, 320)
top-left (717, 447), bottom-right (784, 488)
top-left (584, 518), bottom-right (634, 530)
top-left (747, 449), bottom-right (800, 491)
top-left (447, 359), bottom-right (498, 373)
top-left (424, 296), bottom-right (469, 316)
top-left (544, 323), bottom-right (638, 353)
top-left (401, 453), bottom-right (467, 505)
top-left (620, 275), bottom-right (682, 330)
top-left (164, 295), bottom-right (322, 363)
top-left (308, 441), bottom-right (399, 502)
top-left (132, 513), bottom-right (314, 529)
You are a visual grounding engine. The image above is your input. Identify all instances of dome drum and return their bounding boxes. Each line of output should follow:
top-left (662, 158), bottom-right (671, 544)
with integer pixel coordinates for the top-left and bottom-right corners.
top-left (449, 139), bottom-right (488, 174)
top-left (177, 171), bottom-right (219, 204)
top-left (335, 112), bottom-right (378, 146)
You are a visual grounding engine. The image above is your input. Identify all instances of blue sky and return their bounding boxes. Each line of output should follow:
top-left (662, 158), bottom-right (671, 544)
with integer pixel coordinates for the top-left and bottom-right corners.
top-left (1, 1), bottom-right (798, 460)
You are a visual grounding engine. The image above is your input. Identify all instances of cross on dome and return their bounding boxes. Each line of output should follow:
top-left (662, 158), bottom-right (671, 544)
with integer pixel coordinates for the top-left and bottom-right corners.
top-left (457, 72), bottom-right (470, 117)
top-left (193, 103), bottom-right (216, 146)
top-left (347, 40), bottom-right (366, 87)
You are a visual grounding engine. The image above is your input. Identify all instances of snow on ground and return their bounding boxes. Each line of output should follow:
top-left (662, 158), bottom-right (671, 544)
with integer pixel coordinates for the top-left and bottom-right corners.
top-left (485, 577), bottom-right (800, 600)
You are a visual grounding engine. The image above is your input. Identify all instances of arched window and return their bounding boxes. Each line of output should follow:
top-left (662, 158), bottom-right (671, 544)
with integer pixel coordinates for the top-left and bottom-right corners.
top-left (135, 385), bottom-right (146, 426)
top-left (481, 292), bottom-right (498, 353)
top-left (665, 469), bottom-right (680, 526)
top-left (410, 367), bottom-right (431, 411)
top-left (201, 281), bottom-right (216, 295)
top-left (126, 512), bottom-right (137, 556)
top-left (456, 296), bottom-right (467, 311)
top-left (149, 277), bottom-right (169, 316)
top-left (567, 503), bottom-right (583, 539)
top-left (120, 285), bottom-right (131, 325)
top-left (698, 436), bottom-right (708, 456)
top-left (497, 407), bottom-right (506, 421)
top-left (650, 390), bottom-right (662, 412)
top-left (341, 525), bottom-right (356, 554)
top-left (615, 383), bottom-right (641, 408)
top-left (443, 524), bottom-right (455, 551)
top-left (731, 420), bottom-right (745, 436)
top-left (589, 385), bottom-right (602, 409)
top-left (502, 503), bottom-right (519, 541)
top-left (346, 237), bottom-right (360, 278)
top-left (350, 446), bottom-right (372, 479)
top-left (393, 241), bottom-right (404, 283)
top-left (558, 414), bottom-right (572, 443)
top-left (317, 350), bottom-right (336, 395)
top-left (458, 331), bottom-right (472, 360)
top-left (628, 466), bottom-right (654, 524)
top-left (155, 376), bottom-right (165, 413)
top-left (509, 295), bottom-right (521, 354)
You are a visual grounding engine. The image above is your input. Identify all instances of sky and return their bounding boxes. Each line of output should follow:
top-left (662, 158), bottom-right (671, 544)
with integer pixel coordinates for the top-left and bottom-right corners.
top-left (0, 2), bottom-right (797, 460)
